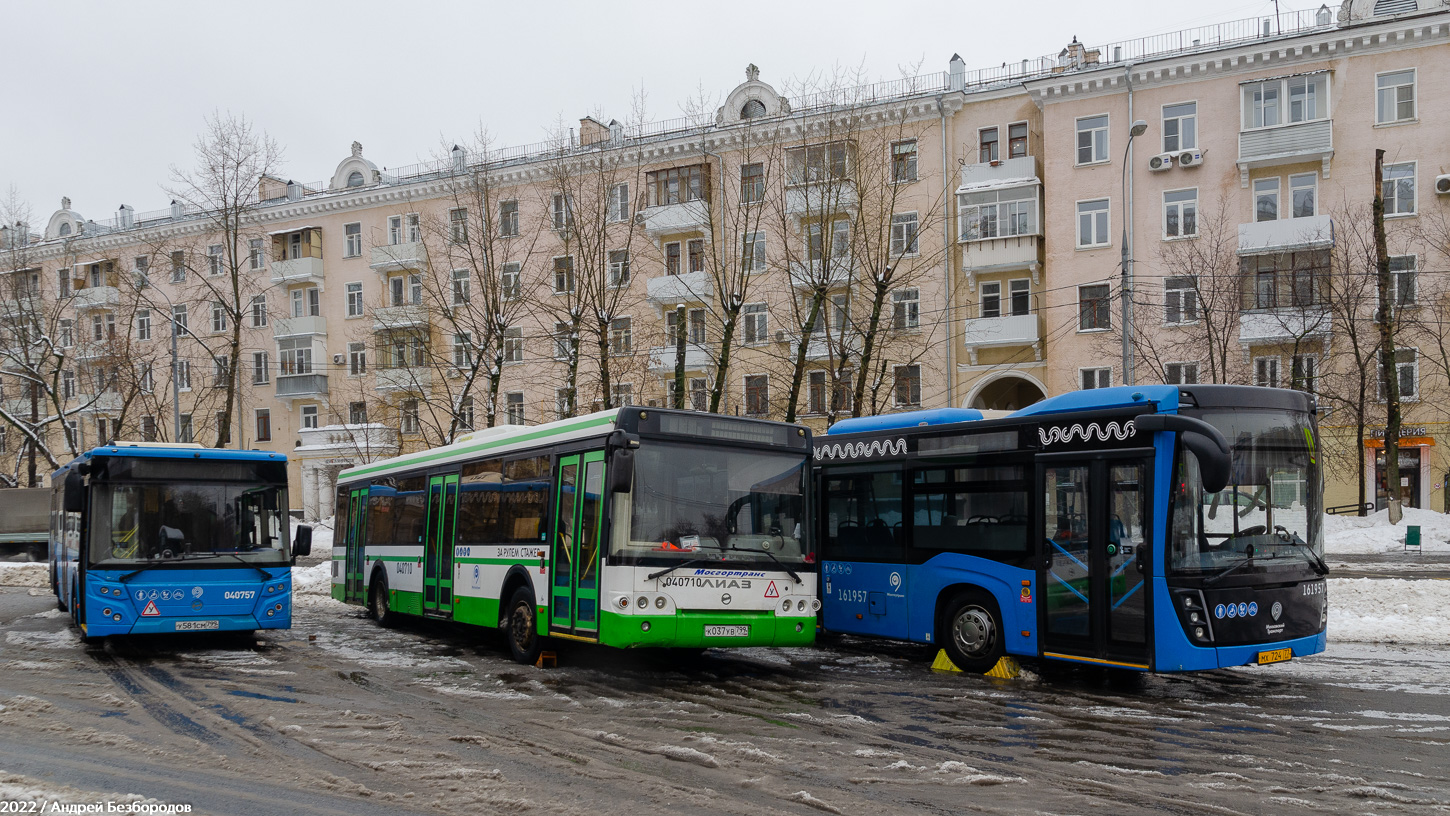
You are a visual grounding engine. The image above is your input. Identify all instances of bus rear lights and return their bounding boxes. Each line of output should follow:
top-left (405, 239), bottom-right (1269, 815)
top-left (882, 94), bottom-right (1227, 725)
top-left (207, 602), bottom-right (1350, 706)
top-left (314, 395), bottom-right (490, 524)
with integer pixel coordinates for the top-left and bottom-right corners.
top-left (617, 596), bottom-right (630, 610)
top-left (637, 595), bottom-right (649, 609)
top-left (654, 596), bottom-right (666, 610)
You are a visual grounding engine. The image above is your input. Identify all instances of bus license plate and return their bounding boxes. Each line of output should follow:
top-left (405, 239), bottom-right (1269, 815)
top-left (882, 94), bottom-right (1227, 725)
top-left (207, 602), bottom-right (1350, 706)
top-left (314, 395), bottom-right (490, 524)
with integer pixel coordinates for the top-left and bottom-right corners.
top-left (175, 620), bottom-right (220, 632)
top-left (704, 625), bottom-right (750, 638)
top-left (1257, 648), bottom-right (1292, 665)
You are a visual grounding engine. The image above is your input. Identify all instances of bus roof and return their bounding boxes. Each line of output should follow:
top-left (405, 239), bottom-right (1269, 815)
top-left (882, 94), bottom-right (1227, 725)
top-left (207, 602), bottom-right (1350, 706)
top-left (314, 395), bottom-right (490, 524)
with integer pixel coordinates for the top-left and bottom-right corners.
top-left (825, 387), bottom-right (1183, 436)
top-left (52, 444), bottom-right (287, 478)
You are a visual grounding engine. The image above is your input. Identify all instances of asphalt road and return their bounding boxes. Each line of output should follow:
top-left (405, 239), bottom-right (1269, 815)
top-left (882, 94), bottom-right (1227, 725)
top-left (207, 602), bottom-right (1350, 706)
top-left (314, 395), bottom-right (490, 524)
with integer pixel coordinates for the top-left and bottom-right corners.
top-left (2, 584), bottom-right (1447, 816)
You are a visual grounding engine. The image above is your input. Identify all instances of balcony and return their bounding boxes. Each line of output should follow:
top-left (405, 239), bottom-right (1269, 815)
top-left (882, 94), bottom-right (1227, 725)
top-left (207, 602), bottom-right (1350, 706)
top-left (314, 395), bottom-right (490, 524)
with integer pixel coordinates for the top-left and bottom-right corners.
top-left (375, 367), bottom-right (433, 392)
top-left (963, 313), bottom-right (1039, 347)
top-left (1237, 214), bottom-right (1334, 255)
top-left (76, 392), bottom-right (123, 412)
top-left (71, 286), bottom-right (119, 311)
top-left (272, 315), bottom-right (327, 338)
top-left (0, 294), bottom-right (39, 316)
top-left (647, 344), bottom-right (714, 375)
top-left (276, 373), bottom-right (329, 398)
top-left (785, 184), bottom-right (857, 217)
top-left (789, 258), bottom-right (853, 290)
top-left (369, 242), bottom-right (427, 273)
top-left (270, 257), bottom-right (326, 288)
top-left (960, 235), bottom-right (1040, 273)
top-left (1237, 119), bottom-right (1333, 181)
top-left (646, 271), bottom-right (713, 305)
top-left (637, 201), bottom-right (709, 237)
top-left (958, 155), bottom-right (1039, 189)
top-left (372, 304), bottom-right (430, 331)
top-left (1238, 309), bottom-right (1331, 345)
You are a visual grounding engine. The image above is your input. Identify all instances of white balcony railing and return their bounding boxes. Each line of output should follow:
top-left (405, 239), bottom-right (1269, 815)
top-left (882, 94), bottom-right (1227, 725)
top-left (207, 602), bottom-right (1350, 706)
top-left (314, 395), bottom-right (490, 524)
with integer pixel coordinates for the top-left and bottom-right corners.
top-left (962, 313), bottom-right (1039, 347)
top-left (785, 183), bottom-right (858, 216)
top-left (1237, 214), bottom-right (1334, 255)
top-left (375, 367), bottom-right (433, 392)
top-left (272, 315), bottom-right (327, 338)
top-left (637, 201), bottom-right (709, 236)
top-left (269, 257), bottom-right (326, 287)
top-left (276, 373), bottom-right (329, 397)
top-left (1238, 309), bottom-right (1331, 345)
top-left (960, 234), bottom-right (1040, 272)
top-left (369, 242), bottom-right (427, 272)
top-left (646, 271), bottom-right (713, 305)
top-left (372, 304), bottom-right (430, 331)
top-left (958, 155), bottom-right (1039, 189)
top-left (788, 258), bottom-right (852, 290)
top-left (647, 344), bottom-right (714, 374)
top-left (1237, 119), bottom-right (1333, 175)
top-left (71, 286), bottom-right (119, 311)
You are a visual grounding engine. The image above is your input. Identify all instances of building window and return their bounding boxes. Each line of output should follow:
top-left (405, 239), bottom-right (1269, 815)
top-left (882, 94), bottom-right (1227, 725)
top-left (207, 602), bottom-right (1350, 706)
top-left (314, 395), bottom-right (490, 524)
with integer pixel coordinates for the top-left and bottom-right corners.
top-left (611, 383), bottom-right (633, 407)
top-left (687, 239), bottom-right (705, 274)
top-left (553, 256), bottom-right (574, 293)
top-left (1079, 284), bottom-right (1111, 330)
top-left (978, 127), bottom-right (999, 164)
top-left (401, 400), bottom-right (420, 435)
top-left (1080, 367), bottom-right (1111, 389)
top-left (505, 392), bottom-right (525, 425)
top-left (293, 286), bottom-right (321, 316)
top-left (346, 281), bottom-right (364, 317)
top-left (829, 294), bottom-right (851, 333)
top-left (1242, 251), bottom-right (1329, 309)
top-left (743, 303), bottom-right (768, 343)
top-left (806, 218), bottom-right (850, 262)
top-left (134, 256), bottom-right (150, 289)
top-left (348, 402), bottom-right (367, 425)
top-left (665, 242), bottom-right (681, 276)
top-left (1164, 277), bottom-right (1198, 324)
top-left (1165, 362), bottom-right (1199, 385)
top-left (555, 387), bottom-right (574, 418)
top-left (208, 245), bottom-right (224, 276)
top-left (609, 318), bottom-right (632, 355)
top-left (994, 123), bottom-right (1024, 162)
top-left (741, 163), bottom-right (765, 202)
top-left (344, 222), bottom-right (362, 257)
top-left (608, 250), bottom-right (630, 287)
top-left (210, 302), bottom-right (227, 333)
top-left (647, 166), bottom-right (708, 206)
top-left (213, 355), bottom-right (230, 388)
top-left (807, 371), bottom-right (828, 415)
top-left (170, 251), bottom-right (186, 283)
top-left (348, 342), bottom-right (366, 376)
top-left (255, 409), bottom-right (271, 442)
top-left (452, 268), bottom-right (470, 305)
top-left (504, 327), bottom-right (523, 363)
top-left (58, 319), bottom-right (74, 348)
top-left (743, 232), bottom-right (766, 272)
top-left (1242, 74), bottom-right (1326, 129)
top-left (1391, 255), bottom-right (1417, 305)
top-left (892, 288), bottom-right (919, 330)
top-left (744, 375), bottom-right (769, 415)
top-left (786, 142), bottom-right (852, 185)
top-left (1254, 357), bottom-right (1279, 388)
top-left (449, 208), bottom-right (468, 243)
top-left (175, 360), bottom-right (191, 391)
top-left (608, 183), bottom-right (630, 223)
top-left (501, 263), bottom-right (521, 300)
top-left (980, 281), bottom-right (1003, 319)
top-left (891, 140), bottom-right (918, 182)
top-left (278, 338), bottom-right (313, 375)
top-left (1290, 173), bottom-right (1317, 218)
top-left (387, 215), bottom-right (403, 245)
top-left (553, 322), bottom-right (571, 360)
top-left (453, 333), bottom-right (472, 368)
top-left (1163, 188), bottom-right (1198, 238)
top-left (405, 213), bottom-right (421, 243)
top-left (244, 294), bottom-right (265, 328)
top-left (1076, 199), bottom-right (1110, 247)
top-left (1292, 355), bottom-right (1317, 394)
top-left (172, 304), bottom-right (188, 336)
top-left (139, 364), bottom-right (153, 394)
top-left (177, 414), bottom-right (193, 443)
top-left (1254, 178), bottom-right (1280, 222)
top-left (500, 200), bottom-right (519, 237)
top-left (551, 194), bottom-right (573, 230)
top-left (347, 171), bottom-right (365, 187)
top-left (1376, 69), bottom-right (1416, 124)
top-left (301, 405), bottom-right (318, 429)
top-left (1162, 102), bottom-right (1197, 152)
top-left (890, 212), bottom-right (919, 256)
top-left (141, 415), bottom-right (157, 442)
top-left (1008, 279), bottom-right (1030, 316)
top-left (249, 239), bottom-right (264, 270)
top-left (1075, 115), bottom-right (1109, 165)
top-left (1383, 162), bottom-right (1416, 216)
top-left (893, 365), bottom-right (921, 407)
top-left (252, 352), bottom-right (269, 385)
top-left (62, 370), bottom-right (75, 400)
top-left (135, 310), bottom-right (151, 341)
top-left (457, 396), bottom-right (474, 431)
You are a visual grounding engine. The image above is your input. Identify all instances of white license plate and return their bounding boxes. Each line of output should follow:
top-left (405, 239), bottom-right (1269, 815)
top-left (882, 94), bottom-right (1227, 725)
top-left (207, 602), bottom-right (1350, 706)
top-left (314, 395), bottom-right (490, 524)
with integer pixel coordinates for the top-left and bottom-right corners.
top-left (704, 625), bottom-right (750, 638)
top-left (174, 620), bottom-right (220, 631)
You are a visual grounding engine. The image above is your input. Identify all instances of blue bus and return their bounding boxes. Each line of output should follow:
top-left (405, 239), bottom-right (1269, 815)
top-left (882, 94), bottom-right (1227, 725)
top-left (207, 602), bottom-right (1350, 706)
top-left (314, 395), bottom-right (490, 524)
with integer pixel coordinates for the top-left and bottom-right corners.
top-left (49, 442), bottom-right (312, 641)
top-left (814, 385), bottom-right (1327, 674)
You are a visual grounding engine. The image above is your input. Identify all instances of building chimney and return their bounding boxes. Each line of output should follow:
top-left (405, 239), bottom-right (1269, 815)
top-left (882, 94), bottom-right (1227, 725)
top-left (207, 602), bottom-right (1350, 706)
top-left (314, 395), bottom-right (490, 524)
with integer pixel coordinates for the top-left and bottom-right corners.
top-left (451, 144), bottom-right (466, 172)
top-left (118, 204), bottom-right (134, 229)
top-left (61, 196), bottom-right (71, 211)
top-left (286, 180), bottom-right (302, 201)
top-left (949, 53), bottom-right (966, 91)
top-left (170, 199), bottom-right (185, 219)
top-left (608, 119), bottom-right (624, 143)
top-left (1316, 4), bottom-right (1332, 26)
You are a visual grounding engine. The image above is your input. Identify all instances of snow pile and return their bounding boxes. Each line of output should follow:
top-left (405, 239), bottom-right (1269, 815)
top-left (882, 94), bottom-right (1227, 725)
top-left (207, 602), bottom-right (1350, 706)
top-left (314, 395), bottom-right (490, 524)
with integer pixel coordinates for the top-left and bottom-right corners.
top-left (0, 562), bottom-right (46, 588)
top-left (1329, 577), bottom-right (1450, 645)
top-left (0, 772), bottom-right (164, 808)
top-left (1324, 506), bottom-right (1450, 555)
top-left (293, 561), bottom-right (334, 596)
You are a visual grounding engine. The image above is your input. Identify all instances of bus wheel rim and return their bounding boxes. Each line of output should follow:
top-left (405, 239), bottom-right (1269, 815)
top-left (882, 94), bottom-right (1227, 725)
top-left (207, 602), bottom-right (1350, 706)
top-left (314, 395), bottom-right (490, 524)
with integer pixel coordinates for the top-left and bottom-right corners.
top-left (953, 607), bottom-right (995, 658)
top-left (512, 603), bottom-right (533, 649)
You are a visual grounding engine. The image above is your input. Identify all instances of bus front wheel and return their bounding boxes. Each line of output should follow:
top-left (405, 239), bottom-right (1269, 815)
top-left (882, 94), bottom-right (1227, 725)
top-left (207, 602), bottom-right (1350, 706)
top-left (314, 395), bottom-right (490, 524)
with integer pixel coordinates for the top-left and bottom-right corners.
top-left (368, 575), bottom-right (397, 628)
top-left (941, 590), bottom-right (1004, 674)
top-left (504, 587), bottom-right (542, 666)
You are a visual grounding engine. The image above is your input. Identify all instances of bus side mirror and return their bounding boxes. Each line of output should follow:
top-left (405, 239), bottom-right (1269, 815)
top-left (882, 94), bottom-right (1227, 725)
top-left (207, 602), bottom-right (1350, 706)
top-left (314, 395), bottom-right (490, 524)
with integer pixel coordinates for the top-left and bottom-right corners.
top-left (606, 429), bottom-right (639, 494)
top-left (63, 470), bottom-right (84, 513)
top-left (1134, 413), bottom-right (1232, 493)
top-left (293, 524), bottom-right (313, 559)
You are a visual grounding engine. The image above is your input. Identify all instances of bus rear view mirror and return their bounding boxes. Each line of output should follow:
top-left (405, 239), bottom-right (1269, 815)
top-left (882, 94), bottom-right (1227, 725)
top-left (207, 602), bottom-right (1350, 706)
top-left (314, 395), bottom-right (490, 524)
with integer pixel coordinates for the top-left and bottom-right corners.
top-left (293, 525), bottom-right (313, 560)
top-left (63, 470), bottom-right (84, 513)
top-left (607, 429), bottom-right (639, 494)
top-left (1134, 413), bottom-right (1232, 494)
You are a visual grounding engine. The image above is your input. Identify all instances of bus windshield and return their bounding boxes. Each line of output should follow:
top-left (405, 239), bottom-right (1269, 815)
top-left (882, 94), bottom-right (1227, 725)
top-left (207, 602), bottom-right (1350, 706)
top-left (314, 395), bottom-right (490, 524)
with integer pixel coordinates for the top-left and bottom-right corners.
top-left (89, 481), bottom-right (290, 568)
top-left (1169, 409), bottom-right (1322, 575)
top-left (610, 442), bottom-right (810, 566)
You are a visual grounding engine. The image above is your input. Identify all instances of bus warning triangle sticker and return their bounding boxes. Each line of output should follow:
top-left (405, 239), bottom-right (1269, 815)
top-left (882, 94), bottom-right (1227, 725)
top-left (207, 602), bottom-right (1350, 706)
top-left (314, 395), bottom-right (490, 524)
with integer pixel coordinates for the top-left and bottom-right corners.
top-left (764, 581), bottom-right (779, 599)
top-left (141, 601), bottom-right (160, 617)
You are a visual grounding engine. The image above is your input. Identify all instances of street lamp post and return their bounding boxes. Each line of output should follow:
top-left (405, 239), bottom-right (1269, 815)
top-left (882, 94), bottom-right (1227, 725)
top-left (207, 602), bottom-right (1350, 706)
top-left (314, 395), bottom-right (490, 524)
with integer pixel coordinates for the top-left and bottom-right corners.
top-left (1120, 118), bottom-right (1148, 387)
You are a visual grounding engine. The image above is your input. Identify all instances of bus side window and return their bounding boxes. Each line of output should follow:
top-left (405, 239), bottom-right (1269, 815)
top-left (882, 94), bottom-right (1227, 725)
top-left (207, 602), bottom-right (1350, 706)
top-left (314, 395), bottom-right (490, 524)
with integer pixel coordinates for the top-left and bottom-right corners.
top-left (824, 470), bottom-right (904, 563)
top-left (911, 465), bottom-right (1030, 567)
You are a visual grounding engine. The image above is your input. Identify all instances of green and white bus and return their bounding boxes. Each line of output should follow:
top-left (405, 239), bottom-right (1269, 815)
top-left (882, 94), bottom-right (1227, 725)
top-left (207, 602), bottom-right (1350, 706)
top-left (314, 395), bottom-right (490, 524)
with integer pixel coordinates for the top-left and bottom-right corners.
top-left (332, 407), bottom-right (817, 663)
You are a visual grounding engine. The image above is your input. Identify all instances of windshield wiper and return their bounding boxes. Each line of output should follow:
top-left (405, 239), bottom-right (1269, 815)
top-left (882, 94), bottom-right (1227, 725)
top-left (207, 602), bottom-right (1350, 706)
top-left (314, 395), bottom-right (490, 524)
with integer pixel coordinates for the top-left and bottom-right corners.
top-left (724, 545), bottom-right (802, 584)
top-left (646, 557), bottom-right (718, 582)
top-left (1203, 546), bottom-right (1255, 586)
top-left (1275, 526), bottom-right (1329, 575)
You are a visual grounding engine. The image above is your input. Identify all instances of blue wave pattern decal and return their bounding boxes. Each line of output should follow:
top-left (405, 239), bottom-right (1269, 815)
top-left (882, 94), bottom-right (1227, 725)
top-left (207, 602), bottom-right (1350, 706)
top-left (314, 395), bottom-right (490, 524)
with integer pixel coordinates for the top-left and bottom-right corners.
top-left (1038, 420), bottom-right (1137, 447)
top-left (813, 437), bottom-right (908, 461)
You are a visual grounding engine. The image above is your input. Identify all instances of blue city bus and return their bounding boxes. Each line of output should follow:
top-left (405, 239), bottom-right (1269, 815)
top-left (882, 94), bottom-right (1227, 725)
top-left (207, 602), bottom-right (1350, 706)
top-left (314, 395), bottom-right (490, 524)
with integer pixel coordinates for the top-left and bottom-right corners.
top-left (814, 385), bottom-right (1328, 674)
top-left (49, 442), bottom-right (312, 641)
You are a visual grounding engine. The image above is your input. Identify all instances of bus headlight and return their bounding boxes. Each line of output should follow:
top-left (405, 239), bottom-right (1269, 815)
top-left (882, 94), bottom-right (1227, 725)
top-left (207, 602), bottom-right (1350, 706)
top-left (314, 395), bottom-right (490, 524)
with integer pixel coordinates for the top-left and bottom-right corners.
top-left (112, 614), bottom-right (122, 622)
top-left (782, 600), bottom-right (791, 612)
top-left (266, 609), bottom-right (275, 617)
top-left (654, 596), bottom-right (666, 610)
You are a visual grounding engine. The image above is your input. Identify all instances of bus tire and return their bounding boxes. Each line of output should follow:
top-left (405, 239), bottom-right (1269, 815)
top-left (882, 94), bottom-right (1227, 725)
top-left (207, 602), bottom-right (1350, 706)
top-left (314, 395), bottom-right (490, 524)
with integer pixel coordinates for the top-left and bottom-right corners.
top-left (504, 586), bottom-right (542, 666)
top-left (55, 569), bottom-right (67, 612)
top-left (941, 590), bottom-right (1004, 674)
top-left (368, 573), bottom-right (397, 628)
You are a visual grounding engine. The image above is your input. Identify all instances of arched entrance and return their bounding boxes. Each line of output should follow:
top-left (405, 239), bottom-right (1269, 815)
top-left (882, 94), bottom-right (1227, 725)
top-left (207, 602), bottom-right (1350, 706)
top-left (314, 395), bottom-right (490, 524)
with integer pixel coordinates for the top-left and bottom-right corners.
top-left (967, 373), bottom-right (1046, 412)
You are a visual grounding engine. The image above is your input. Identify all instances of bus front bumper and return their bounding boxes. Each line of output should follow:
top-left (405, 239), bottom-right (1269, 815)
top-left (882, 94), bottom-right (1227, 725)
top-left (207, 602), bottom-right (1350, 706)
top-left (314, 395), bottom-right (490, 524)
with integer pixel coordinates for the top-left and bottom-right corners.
top-left (82, 612), bottom-right (291, 637)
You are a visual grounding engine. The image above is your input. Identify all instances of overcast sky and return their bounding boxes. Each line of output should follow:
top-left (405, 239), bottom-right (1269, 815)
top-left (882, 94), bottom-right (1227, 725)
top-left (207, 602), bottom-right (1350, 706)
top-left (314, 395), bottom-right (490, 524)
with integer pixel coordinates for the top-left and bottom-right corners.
top-left (2, 0), bottom-right (1317, 224)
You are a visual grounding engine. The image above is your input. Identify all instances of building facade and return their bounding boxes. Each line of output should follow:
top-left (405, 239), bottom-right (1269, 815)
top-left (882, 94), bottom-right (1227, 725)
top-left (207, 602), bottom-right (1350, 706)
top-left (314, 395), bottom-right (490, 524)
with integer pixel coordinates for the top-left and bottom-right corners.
top-left (3, 0), bottom-right (1448, 518)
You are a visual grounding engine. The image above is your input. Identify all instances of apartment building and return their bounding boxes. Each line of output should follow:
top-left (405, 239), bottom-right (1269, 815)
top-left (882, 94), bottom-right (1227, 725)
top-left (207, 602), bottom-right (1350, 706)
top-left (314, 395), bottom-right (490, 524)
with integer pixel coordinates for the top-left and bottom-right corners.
top-left (2, 0), bottom-right (1447, 517)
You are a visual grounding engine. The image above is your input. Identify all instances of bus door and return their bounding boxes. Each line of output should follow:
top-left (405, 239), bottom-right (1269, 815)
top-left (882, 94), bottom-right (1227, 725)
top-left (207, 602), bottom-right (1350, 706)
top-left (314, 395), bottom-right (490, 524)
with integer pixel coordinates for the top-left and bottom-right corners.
top-left (422, 474), bottom-right (460, 617)
top-left (550, 451), bottom-right (605, 638)
top-left (1037, 455), bottom-right (1150, 669)
top-left (345, 487), bottom-right (369, 604)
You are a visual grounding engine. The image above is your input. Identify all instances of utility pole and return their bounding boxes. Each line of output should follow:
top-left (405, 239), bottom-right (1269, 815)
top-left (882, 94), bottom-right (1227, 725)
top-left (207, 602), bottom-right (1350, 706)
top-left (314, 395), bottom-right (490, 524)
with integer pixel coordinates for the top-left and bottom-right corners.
top-left (1373, 149), bottom-right (1403, 525)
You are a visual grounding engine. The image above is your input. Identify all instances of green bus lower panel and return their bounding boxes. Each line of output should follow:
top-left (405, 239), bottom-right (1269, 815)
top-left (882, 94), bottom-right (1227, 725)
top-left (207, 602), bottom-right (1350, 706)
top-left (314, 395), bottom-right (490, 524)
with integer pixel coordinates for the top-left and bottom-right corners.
top-left (390, 588), bottom-right (425, 617)
top-left (331, 584), bottom-right (344, 602)
top-left (598, 610), bottom-right (815, 649)
top-left (450, 595), bottom-right (502, 628)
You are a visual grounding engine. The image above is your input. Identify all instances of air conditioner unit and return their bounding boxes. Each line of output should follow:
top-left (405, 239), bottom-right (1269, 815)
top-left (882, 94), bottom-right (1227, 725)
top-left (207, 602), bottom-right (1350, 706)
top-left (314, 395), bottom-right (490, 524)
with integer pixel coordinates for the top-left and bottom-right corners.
top-left (332, 353), bottom-right (345, 365)
top-left (774, 330), bottom-right (789, 343)
top-left (1435, 174), bottom-right (1450, 195)
top-left (1148, 152), bottom-right (1177, 171)
top-left (1177, 149), bottom-right (1205, 168)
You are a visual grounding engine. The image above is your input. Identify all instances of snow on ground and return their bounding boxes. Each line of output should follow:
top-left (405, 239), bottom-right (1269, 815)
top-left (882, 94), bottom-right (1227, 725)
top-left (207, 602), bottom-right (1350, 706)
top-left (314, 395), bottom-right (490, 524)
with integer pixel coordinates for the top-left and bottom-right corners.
top-left (0, 773), bottom-right (170, 810)
top-left (1329, 578), bottom-right (1450, 645)
top-left (1324, 506), bottom-right (1450, 554)
top-left (0, 561), bottom-right (46, 588)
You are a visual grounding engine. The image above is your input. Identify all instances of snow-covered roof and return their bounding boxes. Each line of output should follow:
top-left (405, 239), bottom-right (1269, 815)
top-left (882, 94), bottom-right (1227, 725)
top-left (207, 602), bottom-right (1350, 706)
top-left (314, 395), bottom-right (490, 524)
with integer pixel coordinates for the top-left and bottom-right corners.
top-left (267, 225), bottom-right (321, 236)
top-left (955, 176), bottom-right (1040, 195)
